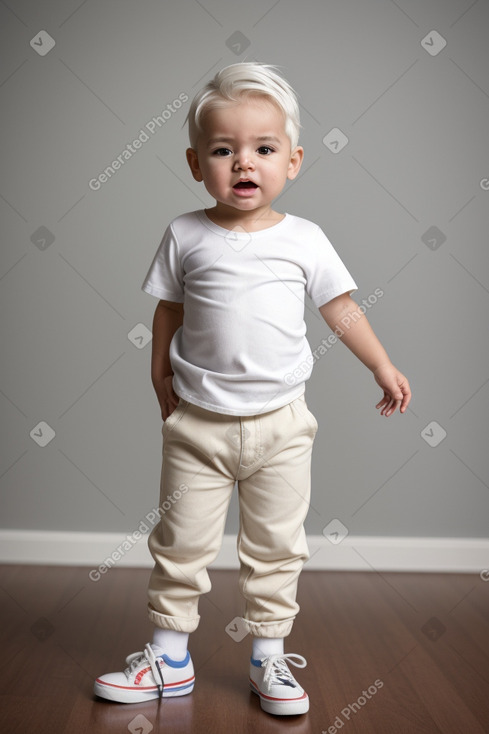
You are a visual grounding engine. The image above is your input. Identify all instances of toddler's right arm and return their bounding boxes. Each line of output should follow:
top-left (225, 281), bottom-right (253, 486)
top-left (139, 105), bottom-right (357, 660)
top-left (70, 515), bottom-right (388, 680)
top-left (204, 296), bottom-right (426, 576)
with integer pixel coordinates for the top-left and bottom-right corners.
top-left (151, 299), bottom-right (184, 421)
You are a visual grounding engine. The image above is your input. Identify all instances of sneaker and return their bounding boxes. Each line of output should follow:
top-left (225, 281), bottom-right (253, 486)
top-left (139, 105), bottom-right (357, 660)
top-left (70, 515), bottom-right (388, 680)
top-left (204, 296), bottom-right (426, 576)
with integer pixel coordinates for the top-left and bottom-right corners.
top-left (249, 652), bottom-right (309, 716)
top-left (94, 643), bottom-right (195, 703)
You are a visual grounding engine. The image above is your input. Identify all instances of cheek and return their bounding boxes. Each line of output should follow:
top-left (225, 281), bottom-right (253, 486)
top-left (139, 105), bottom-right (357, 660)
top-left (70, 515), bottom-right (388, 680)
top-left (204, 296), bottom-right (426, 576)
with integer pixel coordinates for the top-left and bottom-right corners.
top-left (266, 158), bottom-right (289, 180)
top-left (268, 168), bottom-right (288, 186)
top-left (205, 161), bottom-right (227, 182)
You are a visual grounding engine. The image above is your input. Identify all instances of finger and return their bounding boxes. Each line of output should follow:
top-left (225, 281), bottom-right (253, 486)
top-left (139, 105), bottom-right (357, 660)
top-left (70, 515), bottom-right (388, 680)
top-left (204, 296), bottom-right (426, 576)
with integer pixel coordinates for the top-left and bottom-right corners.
top-left (385, 399), bottom-right (401, 417)
top-left (376, 393), bottom-right (389, 410)
top-left (387, 394), bottom-right (404, 416)
top-left (166, 386), bottom-right (179, 408)
top-left (380, 394), bottom-right (394, 416)
top-left (162, 399), bottom-right (176, 421)
top-left (377, 387), bottom-right (396, 408)
top-left (400, 387), bottom-right (412, 413)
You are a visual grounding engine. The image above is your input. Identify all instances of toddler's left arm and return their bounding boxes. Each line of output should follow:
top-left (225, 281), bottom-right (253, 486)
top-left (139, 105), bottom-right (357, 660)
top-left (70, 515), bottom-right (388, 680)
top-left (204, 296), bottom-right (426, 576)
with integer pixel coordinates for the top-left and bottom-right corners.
top-left (319, 293), bottom-right (411, 418)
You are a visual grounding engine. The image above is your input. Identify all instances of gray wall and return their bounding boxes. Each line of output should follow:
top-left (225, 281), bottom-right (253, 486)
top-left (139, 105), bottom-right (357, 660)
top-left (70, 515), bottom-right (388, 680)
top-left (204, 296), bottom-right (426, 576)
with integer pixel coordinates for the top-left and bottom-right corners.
top-left (1, 0), bottom-right (488, 541)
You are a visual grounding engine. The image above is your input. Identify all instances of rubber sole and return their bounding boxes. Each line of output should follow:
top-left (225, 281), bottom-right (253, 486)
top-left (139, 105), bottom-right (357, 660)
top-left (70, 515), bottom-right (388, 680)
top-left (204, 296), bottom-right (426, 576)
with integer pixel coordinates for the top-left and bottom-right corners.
top-left (250, 680), bottom-right (309, 715)
top-left (94, 679), bottom-right (194, 704)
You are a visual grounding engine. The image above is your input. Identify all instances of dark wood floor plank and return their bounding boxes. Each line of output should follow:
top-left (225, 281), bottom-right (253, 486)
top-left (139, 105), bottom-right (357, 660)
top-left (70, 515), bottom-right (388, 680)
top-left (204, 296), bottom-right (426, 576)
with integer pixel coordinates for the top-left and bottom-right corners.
top-left (0, 565), bottom-right (488, 733)
top-left (364, 570), bottom-right (489, 730)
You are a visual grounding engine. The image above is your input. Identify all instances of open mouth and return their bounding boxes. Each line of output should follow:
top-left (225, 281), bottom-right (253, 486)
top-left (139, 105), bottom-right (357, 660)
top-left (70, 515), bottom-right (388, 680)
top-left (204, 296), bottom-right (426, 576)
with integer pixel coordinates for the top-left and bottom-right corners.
top-left (233, 181), bottom-right (258, 189)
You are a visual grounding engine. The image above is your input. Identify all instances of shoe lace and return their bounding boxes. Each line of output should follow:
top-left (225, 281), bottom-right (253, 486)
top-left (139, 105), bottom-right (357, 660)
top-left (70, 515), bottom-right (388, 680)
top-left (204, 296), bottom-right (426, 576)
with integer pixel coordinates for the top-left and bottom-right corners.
top-left (125, 643), bottom-right (165, 698)
top-left (261, 653), bottom-right (307, 691)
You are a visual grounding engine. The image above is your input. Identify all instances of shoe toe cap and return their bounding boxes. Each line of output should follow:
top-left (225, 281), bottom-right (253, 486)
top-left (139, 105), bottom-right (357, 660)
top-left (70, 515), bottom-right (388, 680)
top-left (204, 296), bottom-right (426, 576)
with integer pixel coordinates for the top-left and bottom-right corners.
top-left (95, 671), bottom-right (130, 688)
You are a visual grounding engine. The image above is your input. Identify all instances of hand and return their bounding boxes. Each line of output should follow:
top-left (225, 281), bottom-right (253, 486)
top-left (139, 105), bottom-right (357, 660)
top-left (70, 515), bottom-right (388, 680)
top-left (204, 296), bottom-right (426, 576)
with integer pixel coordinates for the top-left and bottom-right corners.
top-left (373, 363), bottom-right (411, 417)
top-left (157, 375), bottom-right (180, 421)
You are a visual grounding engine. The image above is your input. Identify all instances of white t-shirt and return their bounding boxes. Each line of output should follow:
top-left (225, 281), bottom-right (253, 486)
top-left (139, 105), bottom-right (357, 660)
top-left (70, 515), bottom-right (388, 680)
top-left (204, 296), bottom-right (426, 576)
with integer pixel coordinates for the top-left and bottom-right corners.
top-left (142, 210), bottom-right (357, 415)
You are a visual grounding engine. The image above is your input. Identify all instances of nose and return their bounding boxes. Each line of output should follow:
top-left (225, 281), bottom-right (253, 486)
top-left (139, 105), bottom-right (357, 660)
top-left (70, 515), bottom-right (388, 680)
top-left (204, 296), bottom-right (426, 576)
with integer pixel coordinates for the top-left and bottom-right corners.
top-left (233, 150), bottom-right (255, 171)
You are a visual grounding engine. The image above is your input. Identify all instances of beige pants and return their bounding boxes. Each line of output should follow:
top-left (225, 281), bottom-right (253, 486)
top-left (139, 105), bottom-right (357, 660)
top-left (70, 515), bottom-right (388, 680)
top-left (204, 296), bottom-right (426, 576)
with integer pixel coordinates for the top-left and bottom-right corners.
top-left (147, 393), bottom-right (318, 638)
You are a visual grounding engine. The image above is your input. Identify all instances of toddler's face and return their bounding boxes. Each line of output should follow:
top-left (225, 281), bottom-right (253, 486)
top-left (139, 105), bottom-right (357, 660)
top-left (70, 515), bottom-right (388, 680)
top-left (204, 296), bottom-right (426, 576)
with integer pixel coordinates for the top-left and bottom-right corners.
top-left (186, 95), bottom-right (303, 217)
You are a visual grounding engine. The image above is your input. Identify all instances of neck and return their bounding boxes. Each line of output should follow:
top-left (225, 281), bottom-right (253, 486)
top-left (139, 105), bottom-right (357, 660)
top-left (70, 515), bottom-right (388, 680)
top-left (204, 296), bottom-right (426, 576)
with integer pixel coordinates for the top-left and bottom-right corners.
top-left (205, 204), bottom-right (285, 232)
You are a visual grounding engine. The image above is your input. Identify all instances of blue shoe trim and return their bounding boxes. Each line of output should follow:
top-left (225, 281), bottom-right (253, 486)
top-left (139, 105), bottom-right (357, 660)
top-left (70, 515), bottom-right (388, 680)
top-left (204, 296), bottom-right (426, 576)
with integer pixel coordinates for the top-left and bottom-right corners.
top-left (161, 651), bottom-right (191, 668)
top-left (250, 656), bottom-right (264, 667)
top-left (168, 680), bottom-right (194, 692)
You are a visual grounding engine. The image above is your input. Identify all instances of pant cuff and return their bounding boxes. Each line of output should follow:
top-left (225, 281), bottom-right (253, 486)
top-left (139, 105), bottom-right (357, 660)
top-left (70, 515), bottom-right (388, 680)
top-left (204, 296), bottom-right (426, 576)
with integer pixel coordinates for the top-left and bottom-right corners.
top-left (242, 617), bottom-right (295, 638)
top-left (148, 605), bottom-right (200, 633)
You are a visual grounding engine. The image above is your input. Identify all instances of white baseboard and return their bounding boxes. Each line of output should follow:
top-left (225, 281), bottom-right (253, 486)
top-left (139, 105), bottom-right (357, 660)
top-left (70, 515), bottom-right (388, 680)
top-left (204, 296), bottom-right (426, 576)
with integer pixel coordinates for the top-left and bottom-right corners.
top-left (0, 529), bottom-right (487, 573)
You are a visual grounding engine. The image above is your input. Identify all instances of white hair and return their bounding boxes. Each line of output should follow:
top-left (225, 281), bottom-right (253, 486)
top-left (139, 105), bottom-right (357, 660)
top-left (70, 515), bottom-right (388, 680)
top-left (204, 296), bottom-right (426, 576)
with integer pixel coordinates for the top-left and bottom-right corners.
top-left (185, 62), bottom-right (301, 150)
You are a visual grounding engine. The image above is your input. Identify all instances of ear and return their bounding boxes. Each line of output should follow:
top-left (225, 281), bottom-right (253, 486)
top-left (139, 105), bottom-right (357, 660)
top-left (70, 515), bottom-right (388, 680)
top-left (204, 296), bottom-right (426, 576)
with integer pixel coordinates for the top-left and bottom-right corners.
top-left (287, 146), bottom-right (304, 181)
top-left (186, 148), bottom-right (203, 182)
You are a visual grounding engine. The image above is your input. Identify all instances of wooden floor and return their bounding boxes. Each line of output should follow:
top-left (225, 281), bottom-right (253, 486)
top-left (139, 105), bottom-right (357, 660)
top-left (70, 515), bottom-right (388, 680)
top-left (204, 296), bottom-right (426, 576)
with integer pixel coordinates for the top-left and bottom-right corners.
top-left (0, 565), bottom-right (488, 733)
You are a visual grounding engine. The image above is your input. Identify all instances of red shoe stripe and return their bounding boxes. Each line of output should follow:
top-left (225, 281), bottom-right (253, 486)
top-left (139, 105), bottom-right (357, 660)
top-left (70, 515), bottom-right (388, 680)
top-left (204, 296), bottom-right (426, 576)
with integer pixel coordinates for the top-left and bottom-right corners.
top-left (250, 678), bottom-right (308, 702)
top-left (95, 678), bottom-right (157, 691)
top-left (166, 675), bottom-right (195, 688)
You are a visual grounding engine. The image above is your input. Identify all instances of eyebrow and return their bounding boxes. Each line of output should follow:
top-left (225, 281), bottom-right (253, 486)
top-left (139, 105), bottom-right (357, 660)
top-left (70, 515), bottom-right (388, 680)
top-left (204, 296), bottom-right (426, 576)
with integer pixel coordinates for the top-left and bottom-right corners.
top-left (206, 135), bottom-right (282, 148)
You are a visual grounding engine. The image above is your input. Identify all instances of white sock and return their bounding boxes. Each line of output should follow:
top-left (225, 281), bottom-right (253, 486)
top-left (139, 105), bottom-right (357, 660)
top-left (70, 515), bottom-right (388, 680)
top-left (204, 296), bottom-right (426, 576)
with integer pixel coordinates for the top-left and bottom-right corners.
top-left (252, 637), bottom-right (284, 660)
top-left (152, 628), bottom-right (189, 661)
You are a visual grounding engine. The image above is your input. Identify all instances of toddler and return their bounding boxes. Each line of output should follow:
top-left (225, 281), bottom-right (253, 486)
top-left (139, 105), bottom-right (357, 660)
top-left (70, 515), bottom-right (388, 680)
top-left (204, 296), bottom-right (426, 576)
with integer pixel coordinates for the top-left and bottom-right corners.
top-left (94, 62), bottom-right (411, 716)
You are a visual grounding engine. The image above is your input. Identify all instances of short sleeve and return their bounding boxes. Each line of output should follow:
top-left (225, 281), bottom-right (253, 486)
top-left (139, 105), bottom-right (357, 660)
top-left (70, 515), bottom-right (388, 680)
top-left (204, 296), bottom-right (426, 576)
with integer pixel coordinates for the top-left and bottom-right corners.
top-left (305, 226), bottom-right (358, 308)
top-left (141, 223), bottom-right (185, 302)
